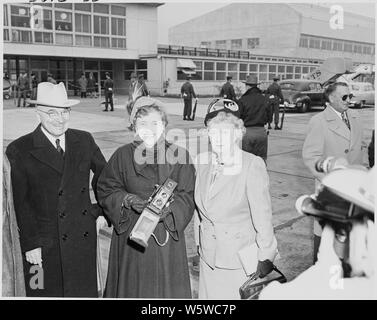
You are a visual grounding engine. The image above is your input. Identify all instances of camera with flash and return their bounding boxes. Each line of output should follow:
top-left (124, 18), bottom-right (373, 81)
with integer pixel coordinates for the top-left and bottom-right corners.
top-left (129, 178), bottom-right (177, 248)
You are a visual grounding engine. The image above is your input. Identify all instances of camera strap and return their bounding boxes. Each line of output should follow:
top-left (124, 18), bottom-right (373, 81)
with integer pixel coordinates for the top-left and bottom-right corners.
top-left (151, 230), bottom-right (170, 247)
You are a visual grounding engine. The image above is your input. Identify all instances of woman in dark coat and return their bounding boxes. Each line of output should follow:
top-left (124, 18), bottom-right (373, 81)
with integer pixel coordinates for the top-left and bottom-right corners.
top-left (97, 97), bottom-right (195, 298)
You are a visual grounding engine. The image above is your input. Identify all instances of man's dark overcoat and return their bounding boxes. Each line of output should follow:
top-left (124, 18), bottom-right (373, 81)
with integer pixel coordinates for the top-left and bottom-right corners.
top-left (6, 125), bottom-right (106, 297)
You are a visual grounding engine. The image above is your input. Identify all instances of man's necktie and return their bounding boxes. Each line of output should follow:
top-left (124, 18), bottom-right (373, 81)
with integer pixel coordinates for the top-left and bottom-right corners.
top-left (341, 112), bottom-right (351, 130)
top-left (56, 139), bottom-right (64, 156)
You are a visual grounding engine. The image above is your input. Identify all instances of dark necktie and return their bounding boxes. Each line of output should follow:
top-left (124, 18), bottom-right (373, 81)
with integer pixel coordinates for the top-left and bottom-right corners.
top-left (341, 112), bottom-right (351, 130)
top-left (56, 139), bottom-right (64, 156)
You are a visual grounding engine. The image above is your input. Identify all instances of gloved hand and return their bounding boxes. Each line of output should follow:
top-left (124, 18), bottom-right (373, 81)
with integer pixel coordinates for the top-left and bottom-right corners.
top-left (256, 259), bottom-right (274, 278)
top-left (122, 193), bottom-right (147, 214)
top-left (159, 206), bottom-right (172, 221)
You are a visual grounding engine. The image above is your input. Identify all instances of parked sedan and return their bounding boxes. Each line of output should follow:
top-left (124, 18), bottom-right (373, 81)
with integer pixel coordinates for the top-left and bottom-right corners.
top-left (279, 79), bottom-right (325, 113)
top-left (349, 82), bottom-right (374, 108)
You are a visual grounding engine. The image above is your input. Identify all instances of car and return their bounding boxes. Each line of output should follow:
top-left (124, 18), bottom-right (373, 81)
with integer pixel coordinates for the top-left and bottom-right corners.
top-left (349, 82), bottom-right (374, 108)
top-left (279, 79), bottom-right (325, 113)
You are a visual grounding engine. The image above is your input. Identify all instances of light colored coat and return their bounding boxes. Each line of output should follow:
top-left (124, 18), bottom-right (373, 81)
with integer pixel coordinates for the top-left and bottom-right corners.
top-left (302, 106), bottom-right (365, 236)
top-left (194, 151), bottom-right (277, 270)
top-left (302, 106), bottom-right (365, 182)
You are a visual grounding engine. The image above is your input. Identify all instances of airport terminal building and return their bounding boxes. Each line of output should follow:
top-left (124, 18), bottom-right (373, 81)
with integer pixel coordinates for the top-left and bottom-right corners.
top-left (3, 2), bottom-right (160, 95)
top-left (3, 2), bottom-right (375, 96)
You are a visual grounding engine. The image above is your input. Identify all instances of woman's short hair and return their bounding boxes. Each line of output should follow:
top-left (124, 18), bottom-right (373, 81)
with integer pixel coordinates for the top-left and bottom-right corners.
top-left (324, 82), bottom-right (348, 102)
top-left (207, 111), bottom-right (246, 136)
top-left (132, 104), bottom-right (169, 130)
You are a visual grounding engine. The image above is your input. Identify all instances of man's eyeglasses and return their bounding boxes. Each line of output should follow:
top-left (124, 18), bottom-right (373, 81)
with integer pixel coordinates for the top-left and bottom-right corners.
top-left (38, 108), bottom-right (71, 120)
top-left (341, 94), bottom-right (353, 101)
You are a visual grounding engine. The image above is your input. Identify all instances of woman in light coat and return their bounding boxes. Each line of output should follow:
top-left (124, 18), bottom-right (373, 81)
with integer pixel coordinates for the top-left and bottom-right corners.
top-left (194, 109), bottom-right (278, 299)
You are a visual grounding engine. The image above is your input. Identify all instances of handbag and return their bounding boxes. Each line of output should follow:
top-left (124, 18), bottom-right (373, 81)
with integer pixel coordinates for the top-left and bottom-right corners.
top-left (239, 265), bottom-right (287, 299)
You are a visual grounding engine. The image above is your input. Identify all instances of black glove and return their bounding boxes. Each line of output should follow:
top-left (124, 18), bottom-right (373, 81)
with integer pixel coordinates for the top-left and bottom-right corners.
top-left (159, 205), bottom-right (172, 221)
top-left (256, 260), bottom-right (274, 278)
top-left (122, 194), bottom-right (147, 214)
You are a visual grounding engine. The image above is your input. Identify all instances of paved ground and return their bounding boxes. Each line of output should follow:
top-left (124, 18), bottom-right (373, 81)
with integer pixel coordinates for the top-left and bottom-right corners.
top-left (3, 95), bottom-right (374, 298)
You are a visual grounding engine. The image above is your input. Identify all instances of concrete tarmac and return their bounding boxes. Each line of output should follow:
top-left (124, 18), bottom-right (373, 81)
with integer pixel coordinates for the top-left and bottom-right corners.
top-left (3, 95), bottom-right (374, 298)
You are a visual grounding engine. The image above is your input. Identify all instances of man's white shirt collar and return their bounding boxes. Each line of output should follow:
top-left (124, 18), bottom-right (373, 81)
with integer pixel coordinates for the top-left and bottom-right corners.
top-left (41, 126), bottom-right (66, 152)
top-left (328, 105), bottom-right (344, 120)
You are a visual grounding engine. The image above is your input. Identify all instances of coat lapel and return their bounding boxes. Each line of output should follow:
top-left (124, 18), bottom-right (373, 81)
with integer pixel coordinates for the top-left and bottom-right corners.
top-left (30, 125), bottom-right (64, 174)
top-left (60, 129), bottom-right (84, 189)
top-left (347, 110), bottom-right (360, 150)
top-left (324, 107), bottom-right (351, 143)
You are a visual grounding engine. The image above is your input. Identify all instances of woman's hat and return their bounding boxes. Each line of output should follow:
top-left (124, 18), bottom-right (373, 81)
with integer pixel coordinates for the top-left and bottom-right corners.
top-left (130, 72), bottom-right (137, 79)
top-left (129, 96), bottom-right (166, 124)
top-left (204, 98), bottom-right (240, 126)
top-left (29, 82), bottom-right (79, 108)
top-left (243, 75), bottom-right (259, 85)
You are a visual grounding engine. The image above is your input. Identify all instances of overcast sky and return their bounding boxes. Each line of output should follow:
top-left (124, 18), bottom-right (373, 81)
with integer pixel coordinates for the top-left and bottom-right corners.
top-left (157, 1), bottom-right (376, 44)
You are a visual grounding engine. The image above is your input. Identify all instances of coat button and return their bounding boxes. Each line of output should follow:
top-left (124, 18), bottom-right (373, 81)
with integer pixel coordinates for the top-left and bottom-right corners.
top-left (58, 190), bottom-right (63, 196)
top-left (344, 149), bottom-right (349, 154)
top-left (84, 231), bottom-right (89, 238)
top-left (81, 187), bottom-right (86, 193)
top-left (59, 212), bottom-right (66, 219)
top-left (82, 209), bottom-right (88, 215)
top-left (62, 234), bottom-right (68, 241)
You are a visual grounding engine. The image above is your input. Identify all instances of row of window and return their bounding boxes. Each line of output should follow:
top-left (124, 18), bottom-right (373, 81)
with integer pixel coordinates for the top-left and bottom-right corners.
top-left (4, 5), bottom-right (126, 37)
top-left (299, 34), bottom-right (375, 55)
top-left (201, 37), bottom-right (261, 50)
top-left (4, 28), bottom-right (126, 49)
top-left (178, 60), bottom-right (317, 81)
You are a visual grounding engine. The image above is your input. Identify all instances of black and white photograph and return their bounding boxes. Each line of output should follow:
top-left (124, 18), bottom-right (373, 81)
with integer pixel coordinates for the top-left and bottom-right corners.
top-left (1, 0), bottom-right (376, 305)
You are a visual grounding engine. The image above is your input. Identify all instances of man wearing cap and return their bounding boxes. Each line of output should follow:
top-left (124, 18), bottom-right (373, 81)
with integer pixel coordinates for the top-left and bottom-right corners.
top-left (302, 82), bottom-right (365, 263)
top-left (266, 76), bottom-right (284, 130)
top-left (180, 76), bottom-right (198, 121)
top-left (238, 75), bottom-right (270, 161)
top-left (103, 72), bottom-right (114, 112)
top-left (17, 72), bottom-right (29, 108)
top-left (6, 82), bottom-right (107, 297)
top-left (220, 76), bottom-right (236, 101)
top-left (137, 74), bottom-right (149, 97)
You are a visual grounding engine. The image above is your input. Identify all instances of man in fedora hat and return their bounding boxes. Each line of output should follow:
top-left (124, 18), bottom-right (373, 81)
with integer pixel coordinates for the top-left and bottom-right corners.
top-left (220, 75), bottom-right (236, 101)
top-left (180, 75), bottom-right (197, 120)
top-left (266, 76), bottom-right (284, 130)
top-left (103, 72), bottom-right (114, 111)
top-left (6, 82), bottom-right (107, 297)
top-left (238, 75), bottom-right (270, 161)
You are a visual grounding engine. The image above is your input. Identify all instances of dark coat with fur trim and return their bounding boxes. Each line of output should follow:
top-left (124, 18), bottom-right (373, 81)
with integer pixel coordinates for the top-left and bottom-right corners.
top-left (97, 141), bottom-right (195, 298)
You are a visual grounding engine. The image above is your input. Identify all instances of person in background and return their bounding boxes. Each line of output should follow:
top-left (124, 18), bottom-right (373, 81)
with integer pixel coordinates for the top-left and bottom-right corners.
top-left (266, 76), bottom-right (284, 130)
top-left (220, 75), bottom-right (236, 101)
top-left (103, 72), bottom-right (114, 112)
top-left (238, 75), bottom-right (270, 161)
top-left (2, 153), bottom-right (26, 297)
top-left (302, 82), bottom-right (365, 264)
top-left (30, 73), bottom-right (39, 108)
top-left (87, 72), bottom-right (97, 98)
top-left (47, 73), bottom-right (57, 84)
top-left (17, 72), bottom-right (29, 108)
top-left (180, 75), bottom-right (198, 121)
top-left (368, 130), bottom-right (374, 168)
top-left (6, 82), bottom-right (107, 297)
top-left (138, 74), bottom-right (149, 97)
top-left (195, 109), bottom-right (277, 299)
top-left (97, 97), bottom-right (195, 298)
top-left (78, 73), bottom-right (88, 99)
